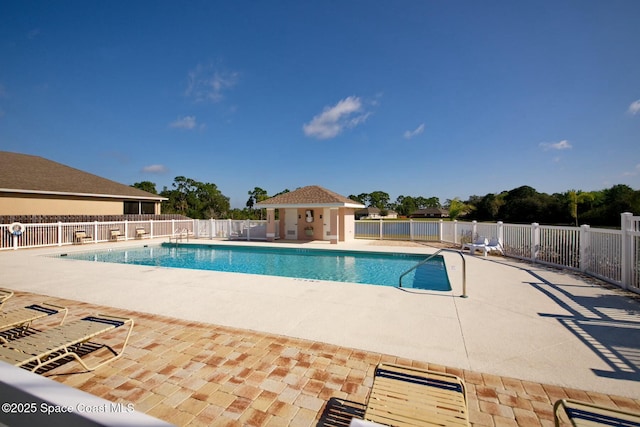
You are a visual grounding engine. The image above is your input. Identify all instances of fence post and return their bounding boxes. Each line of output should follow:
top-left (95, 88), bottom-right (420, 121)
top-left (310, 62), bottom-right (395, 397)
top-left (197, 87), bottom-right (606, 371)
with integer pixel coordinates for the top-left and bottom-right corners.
top-left (409, 219), bottom-right (414, 241)
top-left (621, 212), bottom-right (632, 289)
top-left (57, 222), bottom-right (63, 246)
top-left (94, 221), bottom-right (98, 243)
top-left (531, 223), bottom-right (540, 262)
top-left (124, 220), bottom-right (129, 241)
top-left (497, 221), bottom-right (504, 245)
top-left (379, 220), bottom-right (383, 240)
top-left (246, 219), bottom-right (250, 241)
top-left (438, 219), bottom-right (444, 242)
top-left (150, 219), bottom-right (154, 238)
top-left (579, 224), bottom-right (591, 273)
top-left (472, 220), bottom-right (477, 240)
top-left (453, 220), bottom-right (458, 245)
top-left (171, 219), bottom-right (175, 236)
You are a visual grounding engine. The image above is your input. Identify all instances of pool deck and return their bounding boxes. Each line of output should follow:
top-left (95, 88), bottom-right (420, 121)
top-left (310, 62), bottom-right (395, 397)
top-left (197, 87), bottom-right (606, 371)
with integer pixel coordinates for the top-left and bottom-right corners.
top-left (1, 238), bottom-right (639, 426)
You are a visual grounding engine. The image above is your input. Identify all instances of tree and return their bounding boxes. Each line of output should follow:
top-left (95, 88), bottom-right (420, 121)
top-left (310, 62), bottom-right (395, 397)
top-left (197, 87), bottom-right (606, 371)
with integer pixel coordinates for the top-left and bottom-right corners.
top-left (467, 193), bottom-right (506, 221)
top-left (393, 195), bottom-right (417, 217)
top-left (196, 182), bottom-right (230, 219)
top-left (160, 176), bottom-right (230, 219)
top-left (349, 193), bottom-right (369, 206)
top-left (246, 187), bottom-right (268, 209)
top-left (246, 187), bottom-right (269, 219)
top-left (131, 181), bottom-right (158, 194)
top-left (368, 191), bottom-right (390, 210)
top-left (565, 190), bottom-right (595, 226)
top-left (445, 198), bottom-right (473, 220)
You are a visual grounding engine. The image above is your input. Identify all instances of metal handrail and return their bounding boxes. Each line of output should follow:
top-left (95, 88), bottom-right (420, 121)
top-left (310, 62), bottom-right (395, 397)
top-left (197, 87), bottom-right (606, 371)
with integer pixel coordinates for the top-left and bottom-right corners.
top-left (398, 249), bottom-right (468, 298)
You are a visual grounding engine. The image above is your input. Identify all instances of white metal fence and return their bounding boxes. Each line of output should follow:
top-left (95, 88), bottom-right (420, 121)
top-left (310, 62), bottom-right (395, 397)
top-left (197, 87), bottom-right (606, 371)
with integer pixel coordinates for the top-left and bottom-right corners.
top-left (0, 218), bottom-right (278, 250)
top-left (193, 219), bottom-right (278, 241)
top-left (2, 214), bottom-right (638, 294)
top-left (0, 220), bottom-right (196, 249)
top-left (356, 213), bottom-right (640, 294)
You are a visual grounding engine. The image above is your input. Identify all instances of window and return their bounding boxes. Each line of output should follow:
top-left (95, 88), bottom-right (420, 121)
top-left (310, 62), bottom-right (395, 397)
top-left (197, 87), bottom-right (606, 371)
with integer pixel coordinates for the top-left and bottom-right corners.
top-left (124, 201), bottom-right (156, 215)
top-left (141, 202), bottom-right (155, 214)
top-left (124, 201), bottom-right (138, 215)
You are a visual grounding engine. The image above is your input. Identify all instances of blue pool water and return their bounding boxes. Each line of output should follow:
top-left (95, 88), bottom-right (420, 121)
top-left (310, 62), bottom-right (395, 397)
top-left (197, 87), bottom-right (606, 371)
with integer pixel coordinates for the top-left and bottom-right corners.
top-left (60, 244), bottom-right (452, 290)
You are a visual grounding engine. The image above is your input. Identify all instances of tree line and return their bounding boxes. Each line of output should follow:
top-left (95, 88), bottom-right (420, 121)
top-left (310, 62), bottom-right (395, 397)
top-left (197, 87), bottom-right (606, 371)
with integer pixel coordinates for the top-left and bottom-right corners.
top-left (133, 178), bottom-right (640, 227)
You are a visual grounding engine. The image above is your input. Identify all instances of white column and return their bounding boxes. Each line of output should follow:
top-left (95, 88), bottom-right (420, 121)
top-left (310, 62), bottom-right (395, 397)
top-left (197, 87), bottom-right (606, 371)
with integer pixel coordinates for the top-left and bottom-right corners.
top-left (531, 223), bottom-right (540, 262)
top-left (621, 212), bottom-right (632, 289)
top-left (579, 224), bottom-right (591, 273)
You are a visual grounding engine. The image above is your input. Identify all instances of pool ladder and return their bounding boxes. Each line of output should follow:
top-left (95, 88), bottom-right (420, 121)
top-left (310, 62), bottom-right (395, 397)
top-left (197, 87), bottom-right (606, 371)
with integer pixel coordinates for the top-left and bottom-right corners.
top-left (169, 228), bottom-right (191, 245)
top-left (398, 249), bottom-right (467, 298)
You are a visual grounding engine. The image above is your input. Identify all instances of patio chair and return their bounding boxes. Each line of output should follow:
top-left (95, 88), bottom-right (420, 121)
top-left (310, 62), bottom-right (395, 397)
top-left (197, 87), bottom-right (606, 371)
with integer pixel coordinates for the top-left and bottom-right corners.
top-left (135, 227), bottom-right (147, 239)
top-left (360, 363), bottom-right (469, 426)
top-left (74, 230), bottom-right (93, 244)
top-left (461, 236), bottom-right (488, 256)
top-left (553, 399), bottom-right (640, 426)
top-left (109, 228), bottom-right (124, 241)
top-left (0, 289), bottom-right (14, 310)
top-left (1, 302), bottom-right (68, 343)
top-left (0, 313), bottom-right (134, 372)
top-left (485, 238), bottom-right (504, 256)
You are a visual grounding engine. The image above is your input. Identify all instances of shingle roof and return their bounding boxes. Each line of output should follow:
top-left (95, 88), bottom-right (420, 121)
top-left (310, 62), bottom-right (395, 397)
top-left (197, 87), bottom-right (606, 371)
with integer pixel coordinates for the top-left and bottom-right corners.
top-left (0, 151), bottom-right (164, 200)
top-left (257, 185), bottom-right (364, 208)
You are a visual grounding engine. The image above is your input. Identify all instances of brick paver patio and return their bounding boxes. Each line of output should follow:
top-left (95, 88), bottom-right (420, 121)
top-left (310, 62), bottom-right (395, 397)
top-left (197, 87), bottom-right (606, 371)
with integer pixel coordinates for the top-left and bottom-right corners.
top-left (3, 290), bottom-right (639, 426)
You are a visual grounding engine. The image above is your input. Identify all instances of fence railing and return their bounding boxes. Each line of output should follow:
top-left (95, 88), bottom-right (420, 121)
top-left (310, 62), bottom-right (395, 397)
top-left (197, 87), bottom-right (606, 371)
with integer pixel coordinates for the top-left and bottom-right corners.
top-left (0, 218), bottom-right (279, 251)
top-left (0, 220), bottom-right (196, 250)
top-left (2, 214), bottom-right (638, 294)
top-left (355, 213), bottom-right (640, 294)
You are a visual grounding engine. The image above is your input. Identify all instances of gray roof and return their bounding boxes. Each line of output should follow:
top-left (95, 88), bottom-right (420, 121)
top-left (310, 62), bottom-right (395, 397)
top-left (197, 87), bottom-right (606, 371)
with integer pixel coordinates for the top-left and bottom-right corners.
top-left (257, 185), bottom-right (364, 208)
top-left (0, 151), bottom-right (164, 200)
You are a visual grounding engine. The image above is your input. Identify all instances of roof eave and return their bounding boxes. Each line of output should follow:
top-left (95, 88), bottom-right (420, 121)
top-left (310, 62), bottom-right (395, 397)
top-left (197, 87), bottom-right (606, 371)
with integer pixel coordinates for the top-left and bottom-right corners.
top-left (0, 188), bottom-right (167, 201)
top-left (257, 202), bottom-right (365, 209)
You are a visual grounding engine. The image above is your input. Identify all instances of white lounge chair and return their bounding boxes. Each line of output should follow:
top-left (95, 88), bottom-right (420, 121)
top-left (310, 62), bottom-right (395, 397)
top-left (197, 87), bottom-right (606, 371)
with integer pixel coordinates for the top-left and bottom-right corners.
top-left (485, 238), bottom-right (504, 256)
top-left (461, 236), bottom-right (488, 255)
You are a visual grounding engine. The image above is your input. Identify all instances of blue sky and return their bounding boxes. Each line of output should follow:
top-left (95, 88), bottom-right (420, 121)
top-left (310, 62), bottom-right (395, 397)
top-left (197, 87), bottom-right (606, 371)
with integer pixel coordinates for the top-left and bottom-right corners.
top-left (1, 1), bottom-right (639, 209)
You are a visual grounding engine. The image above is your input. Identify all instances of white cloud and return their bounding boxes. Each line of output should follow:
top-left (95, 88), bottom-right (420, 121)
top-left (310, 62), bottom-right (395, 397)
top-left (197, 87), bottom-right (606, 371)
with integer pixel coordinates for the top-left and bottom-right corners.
top-left (142, 164), bottom-right (168, 174)
top-left (169, 116), bottom-right (197, 130)
top-left (539, 140), bottom-right (572, 151)
top-left (303, 96), bottom-right (371, 139)
top-left (628, 99), bottom-right (640, 115)
top-left (403, 123), bottom-right (425, 139)
top-left (185, 64), bottom-right (239, 103)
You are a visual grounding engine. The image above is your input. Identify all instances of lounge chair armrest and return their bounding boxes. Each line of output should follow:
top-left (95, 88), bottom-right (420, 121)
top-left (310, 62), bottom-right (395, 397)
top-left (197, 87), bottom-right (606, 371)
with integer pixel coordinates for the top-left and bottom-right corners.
top-left (92, 314), bottom-right (134, 326)
top-left (0, 288), bottom-right (14, 299)
top-left (554, 399), bottom-right (640, 427)
top-left (40, 302), bottom-right (69, 324)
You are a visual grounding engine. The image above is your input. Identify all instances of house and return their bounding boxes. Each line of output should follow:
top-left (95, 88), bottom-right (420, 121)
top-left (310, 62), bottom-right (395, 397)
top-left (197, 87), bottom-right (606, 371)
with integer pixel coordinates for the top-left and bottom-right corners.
top-left (256, 185), bottom-right (365, 244)
top-left (0, 151), bottom-right (166, 216)
top-left (409, 207), bottom-right (449, 218)
top-left (354, 207), bottom-right (399, 220)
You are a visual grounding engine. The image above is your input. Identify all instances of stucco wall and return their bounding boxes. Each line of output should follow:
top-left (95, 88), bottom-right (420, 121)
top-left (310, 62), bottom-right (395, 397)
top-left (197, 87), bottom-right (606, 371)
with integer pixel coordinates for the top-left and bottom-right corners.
top-left (298, 208), bottom-right (321, 240)
top-left (341, 208), bottom-right (356, 242)
top-left (276, 207), bottom-right (357, 242)
top-left (0, 194), bottom-right (159, 216)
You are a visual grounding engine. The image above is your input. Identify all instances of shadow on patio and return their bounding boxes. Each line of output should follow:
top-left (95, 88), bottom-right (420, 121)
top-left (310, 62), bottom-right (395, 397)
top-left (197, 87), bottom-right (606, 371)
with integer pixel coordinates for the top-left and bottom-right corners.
top-left (526, 269), bottom-right (640, 382)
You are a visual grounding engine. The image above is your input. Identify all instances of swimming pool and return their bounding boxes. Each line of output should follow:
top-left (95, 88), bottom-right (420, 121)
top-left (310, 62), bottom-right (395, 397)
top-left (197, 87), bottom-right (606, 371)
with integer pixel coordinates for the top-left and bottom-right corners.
top-left (60, 244), bottom-right (452, 290)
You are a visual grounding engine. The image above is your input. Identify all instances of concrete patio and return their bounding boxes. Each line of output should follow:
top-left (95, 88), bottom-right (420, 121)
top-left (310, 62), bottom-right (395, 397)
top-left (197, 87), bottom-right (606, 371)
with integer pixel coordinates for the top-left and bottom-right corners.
top-left (0, 238), bottom-right (638, 425)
